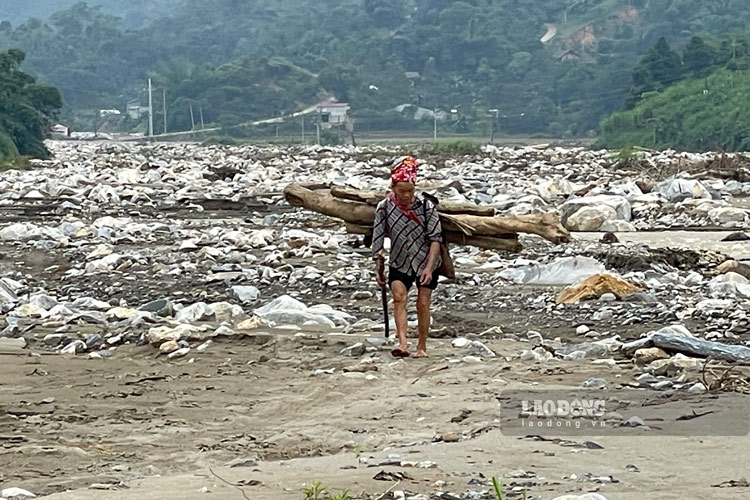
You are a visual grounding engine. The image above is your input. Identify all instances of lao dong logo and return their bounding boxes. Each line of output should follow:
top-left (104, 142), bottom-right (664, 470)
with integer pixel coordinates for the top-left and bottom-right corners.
top-left (521, 398), bottom-right (606, 418)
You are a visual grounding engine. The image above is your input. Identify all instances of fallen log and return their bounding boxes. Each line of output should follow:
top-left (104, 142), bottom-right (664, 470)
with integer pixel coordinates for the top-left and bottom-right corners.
top-left (330, 185), bottom-right (495, 216)
top-left (284, 183), bottom-right (571, 245)
top-left (344, 222), bottom-right (522, 252)
top-left (285, 183), bottom-right (375, 226)
top-left (651, 333), bottom-right (750, 364)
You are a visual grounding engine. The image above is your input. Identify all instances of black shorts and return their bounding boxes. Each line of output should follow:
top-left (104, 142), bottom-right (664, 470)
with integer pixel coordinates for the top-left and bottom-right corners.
top-left (388, 266), bottom-right (439, 292)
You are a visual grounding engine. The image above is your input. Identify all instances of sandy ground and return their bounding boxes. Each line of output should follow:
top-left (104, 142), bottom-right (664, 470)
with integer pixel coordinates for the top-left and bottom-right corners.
top-left (3, 330), bottom-right (750, 500)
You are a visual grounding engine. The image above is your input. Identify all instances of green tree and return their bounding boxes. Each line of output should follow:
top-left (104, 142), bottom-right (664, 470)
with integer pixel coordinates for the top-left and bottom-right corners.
top-left (683, 36), bottom-right (717, 78)
top-left (627, 37), bottom-right (682, 107)
top-left (318, 64), bottom-right (362, 101)
top-left (0, 48), bottom-right (62, 160)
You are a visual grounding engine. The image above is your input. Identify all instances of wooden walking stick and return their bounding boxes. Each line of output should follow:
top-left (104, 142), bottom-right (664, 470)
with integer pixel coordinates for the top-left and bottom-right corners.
top-left (381, 284), bottom-right (390, 338)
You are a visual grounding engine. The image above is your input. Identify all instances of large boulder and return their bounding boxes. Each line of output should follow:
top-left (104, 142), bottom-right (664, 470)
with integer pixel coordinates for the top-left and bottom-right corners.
top-left (708, 207), bottom-right (749, 226)
top-left (654, 178), bottom-right (711, 202)
top-left (560, 195), bottom-right (631, 224)
top-left (565, 205), bottom-right (617, 231)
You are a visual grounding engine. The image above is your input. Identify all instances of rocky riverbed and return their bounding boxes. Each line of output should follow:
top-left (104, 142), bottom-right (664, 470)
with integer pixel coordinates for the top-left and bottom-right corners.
top-left (1, 141), bottom-right (750, 500)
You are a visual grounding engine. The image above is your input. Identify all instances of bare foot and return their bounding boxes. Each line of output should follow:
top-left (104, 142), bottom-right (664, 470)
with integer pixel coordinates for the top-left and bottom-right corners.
top-left (414, 350), bottom-right (429, 358)
top-left (391, 348), bottom-right (410, 358)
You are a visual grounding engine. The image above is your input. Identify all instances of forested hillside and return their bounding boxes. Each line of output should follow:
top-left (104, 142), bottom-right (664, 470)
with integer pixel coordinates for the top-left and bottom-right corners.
top-left (0, 0), bottom-right (182, 30)
top-left (2, 0), bottom-right (750, 138)
top-left (598, 35), bottom-right (750, 151)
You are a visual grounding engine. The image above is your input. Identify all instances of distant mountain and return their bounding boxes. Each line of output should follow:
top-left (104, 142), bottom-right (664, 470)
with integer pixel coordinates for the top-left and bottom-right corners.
top-left (2, 0), bottom-right (750, 141)
top-left (0, 0), bottom-right (184, 29)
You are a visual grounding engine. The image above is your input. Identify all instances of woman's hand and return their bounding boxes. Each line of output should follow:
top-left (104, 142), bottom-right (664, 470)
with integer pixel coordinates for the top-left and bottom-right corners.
top-left (375, 257), bottom-right (386, 288)
top-left (376, 270), bottom-right (386, 288)
top-left (419, 267), bottom-right (432, 285)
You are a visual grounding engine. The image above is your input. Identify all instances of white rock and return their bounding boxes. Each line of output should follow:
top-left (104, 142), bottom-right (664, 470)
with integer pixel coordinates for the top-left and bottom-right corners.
top-left (0, 222), bottom-right (43, 241)
top-left (175, 302), bottom-right (215, 323)
top-left (0, 278), bottom-right (19, 303)
top-left (560, 195), bottom-right (631, 222)
top-left (654, 178), bottom-right (711, 201)
top-left (452, 337), bottom-right (471, 348)
top-left (688, 382), bottom-right (707, 394)
top-left (708, 207), bottom-right (749, 226)
top-left (230, 285), bottom-right (261, 303)
top-left (147, 324), bottom-right (203, 345)
top-left (248, 229), bottom-right (275, 248)
top-left (499, 256), bottom-right (606, 285)
top-left (1, 487), bottom-right (37, 500)
top-left (159, 340), bottom-right (180, 354)
top-left (60, 340), bottom-right (86, 354)
top-left (599, 219), bottom-right (636, 232)
top-left (566, 205), bottom-right (617, 231)
top-left (167, 347), bottom-right (191, 360)
top-left (85, 254), bottom-right (124, 273)
top-left (467, 340), bottom-right (496, 358)
top-left (72, 297), bottom-right (112, 310)
top-left (713, 272), bottom-right (749, 285)
top-left (254, 295), bottom-right (337, 329)
top-left (237, 316), bottom-right (268, 330)
top-left (519, 347), bottom-right (553, 363)
top-left (28, 294), bottom-right (58, 310)
top-left (9, 303), bottom-right (46, 318)
top-left (695, 299), bottom-right (732, 315)
top-left (208, 302), bottom-right (244, 322)
top-left (85, 243), bottom-right (114, 261)
top-left (655, 324), bottom-right (694, 337)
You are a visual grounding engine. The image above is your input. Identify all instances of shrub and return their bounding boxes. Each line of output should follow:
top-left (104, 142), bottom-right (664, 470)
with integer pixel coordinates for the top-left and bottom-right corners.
top-left (432, 139), bottom-right (479, 155)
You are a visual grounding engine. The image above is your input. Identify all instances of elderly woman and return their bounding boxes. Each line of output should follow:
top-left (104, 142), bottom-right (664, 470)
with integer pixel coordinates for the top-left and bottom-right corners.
top-left (372, 156), bottom-right (442, 358)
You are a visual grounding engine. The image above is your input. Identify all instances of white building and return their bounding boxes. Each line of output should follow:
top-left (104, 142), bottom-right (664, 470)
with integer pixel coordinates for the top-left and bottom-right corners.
top-left (316, 101), bottom-right (350, 127)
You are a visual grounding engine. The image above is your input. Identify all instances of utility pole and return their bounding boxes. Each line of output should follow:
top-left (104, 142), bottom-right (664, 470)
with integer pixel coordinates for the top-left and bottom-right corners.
top-left (489, 108), bottom-right (499, 143)
top-left (162, 88), bottom-right (167, 134)
top-left (199, 105), bottom-right (205, 130)
top-left (316, 112), bottom-right (321, 145)
top-left (147, 78), bottom-right (153, 137)
top-left (301, 116), bottom-right (305, 144)
top-left (433, 107), bottom-right (438, 143)
top-left (189, 103), bottom-right (195, 130)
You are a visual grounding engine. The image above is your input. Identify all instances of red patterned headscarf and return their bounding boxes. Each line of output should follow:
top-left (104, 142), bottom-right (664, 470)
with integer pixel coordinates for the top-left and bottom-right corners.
top-left (391, 156), bottom-right (418, 184)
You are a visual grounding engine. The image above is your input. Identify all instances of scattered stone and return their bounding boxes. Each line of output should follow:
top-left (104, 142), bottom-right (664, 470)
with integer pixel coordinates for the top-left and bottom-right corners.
top-left (688, 382), bottom-right (707, 394)
top-left (722, 232), bottom-right (750, 242)
top-left (633, 347), bottom-right (670, 366)
top-left (581, 377), bottom-right (607, 388)
top-left (341, 343), bottom-right (366, 357)
top-left (230, 285), bottom-right (261, 303)
top-left (565, 205), bottom-right (617, 232)
top-left (225, 457), bottom-right (259, 468)
top-left (622, 416), bottom-right (646, 427)
top-left (0, 337), bottom-right (26, 354)
top-left (451, 338), bottom-right (471, 348)
top-left (467, 340), bottom-right (496, 358)
top-left (1, 488), bottom-right (37, 500)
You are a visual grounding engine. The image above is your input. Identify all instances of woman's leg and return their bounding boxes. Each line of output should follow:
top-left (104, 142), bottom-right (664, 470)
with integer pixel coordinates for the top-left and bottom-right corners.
top-left (415, 287), bottom-right (432, 357)
top-left (390, 280), bottom-right (409, 353)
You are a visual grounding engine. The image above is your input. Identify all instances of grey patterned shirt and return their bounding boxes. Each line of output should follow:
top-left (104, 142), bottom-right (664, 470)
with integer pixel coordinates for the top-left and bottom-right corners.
top-left (372, 194), bottom-right (443, 276)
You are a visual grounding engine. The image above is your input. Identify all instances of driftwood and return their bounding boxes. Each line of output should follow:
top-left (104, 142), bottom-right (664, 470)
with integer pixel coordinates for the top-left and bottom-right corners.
top-left (652, 333), bottom-right (750, 364)
top-left (330, 186), bottom-right (495, 216)
top-left (284, 183), bottom-right (571, 248)
top-left (344, 222), bottom-right (522, 252)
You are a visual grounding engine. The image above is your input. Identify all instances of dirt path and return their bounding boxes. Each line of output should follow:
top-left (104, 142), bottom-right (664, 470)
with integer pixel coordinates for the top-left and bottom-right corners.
top-left (3, 334), bottom-right (749, 499)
